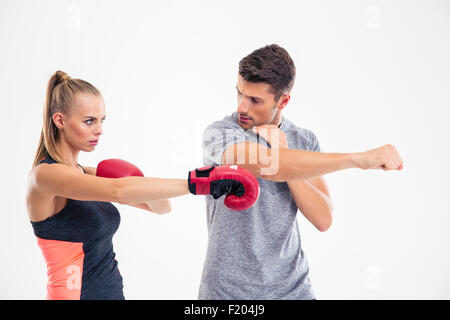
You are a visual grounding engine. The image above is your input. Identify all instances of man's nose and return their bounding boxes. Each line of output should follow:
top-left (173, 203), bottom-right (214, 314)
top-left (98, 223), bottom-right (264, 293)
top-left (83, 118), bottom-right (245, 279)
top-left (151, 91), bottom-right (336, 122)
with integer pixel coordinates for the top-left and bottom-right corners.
top-left (237, 96), bottom-right (249, 114)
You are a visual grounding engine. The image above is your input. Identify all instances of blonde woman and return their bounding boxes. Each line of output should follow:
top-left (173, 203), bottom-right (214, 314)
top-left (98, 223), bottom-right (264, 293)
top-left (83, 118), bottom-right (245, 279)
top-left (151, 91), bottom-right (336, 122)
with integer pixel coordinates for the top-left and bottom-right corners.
top-left (26, 71), bottom-right (260, 300)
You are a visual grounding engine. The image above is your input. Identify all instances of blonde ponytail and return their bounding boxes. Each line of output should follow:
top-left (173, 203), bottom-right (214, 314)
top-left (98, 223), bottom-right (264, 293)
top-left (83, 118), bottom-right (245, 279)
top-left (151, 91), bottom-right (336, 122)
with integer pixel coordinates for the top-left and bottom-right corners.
top-left (32, 71), bottom-right (100, 169)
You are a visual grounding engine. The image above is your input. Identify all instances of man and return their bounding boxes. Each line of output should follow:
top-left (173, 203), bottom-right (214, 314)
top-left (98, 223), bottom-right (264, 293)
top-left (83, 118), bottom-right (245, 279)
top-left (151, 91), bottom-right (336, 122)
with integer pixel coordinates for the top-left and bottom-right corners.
top-left (200, 44), bottom-right (403, 299)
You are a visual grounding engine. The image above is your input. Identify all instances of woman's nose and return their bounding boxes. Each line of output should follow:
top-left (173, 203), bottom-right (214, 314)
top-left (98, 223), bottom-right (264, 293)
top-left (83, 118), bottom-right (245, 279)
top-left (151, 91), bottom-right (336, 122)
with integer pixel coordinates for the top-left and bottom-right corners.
top-left (95, 123), bottom-right (103, 136)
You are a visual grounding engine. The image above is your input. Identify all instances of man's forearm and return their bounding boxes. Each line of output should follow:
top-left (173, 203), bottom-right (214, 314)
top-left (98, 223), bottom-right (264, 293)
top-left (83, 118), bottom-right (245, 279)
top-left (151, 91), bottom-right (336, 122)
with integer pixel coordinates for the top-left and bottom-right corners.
top-left (267, 148), bottom-right (356, 181)
top-left (257, 147), bottom-right (359, 182)
top-left (224, 142), bottom-right (360, 182)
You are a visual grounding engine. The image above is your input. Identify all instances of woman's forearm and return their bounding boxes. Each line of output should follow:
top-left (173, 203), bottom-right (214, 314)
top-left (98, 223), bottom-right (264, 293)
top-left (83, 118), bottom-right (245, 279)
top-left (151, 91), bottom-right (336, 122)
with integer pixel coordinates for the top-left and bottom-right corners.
top-left (144, 199), bottom-right (171, 214)
top-left (116, 176), bottom-right (189, 204)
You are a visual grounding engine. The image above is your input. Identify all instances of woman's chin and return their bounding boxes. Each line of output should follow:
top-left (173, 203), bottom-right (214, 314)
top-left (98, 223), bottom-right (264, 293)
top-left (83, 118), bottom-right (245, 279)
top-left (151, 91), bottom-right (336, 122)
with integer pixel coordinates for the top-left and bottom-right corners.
top-left (81, 145), bottom-right (96, 152)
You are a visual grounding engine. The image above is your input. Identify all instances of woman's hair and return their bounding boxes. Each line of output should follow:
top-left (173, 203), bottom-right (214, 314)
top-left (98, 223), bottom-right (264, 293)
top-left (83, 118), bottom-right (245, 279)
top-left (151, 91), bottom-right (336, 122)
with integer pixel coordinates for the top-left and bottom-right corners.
top-left (32, 71), bottom-right (101, 168)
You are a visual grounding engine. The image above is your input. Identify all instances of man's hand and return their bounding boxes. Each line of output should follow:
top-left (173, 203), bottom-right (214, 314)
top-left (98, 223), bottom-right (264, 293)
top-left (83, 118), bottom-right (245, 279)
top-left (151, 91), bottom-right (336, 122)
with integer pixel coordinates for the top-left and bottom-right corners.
top-left (353, 144), bottom-right (404, 170)
top-left (252, 124), bottom-right (288, 148)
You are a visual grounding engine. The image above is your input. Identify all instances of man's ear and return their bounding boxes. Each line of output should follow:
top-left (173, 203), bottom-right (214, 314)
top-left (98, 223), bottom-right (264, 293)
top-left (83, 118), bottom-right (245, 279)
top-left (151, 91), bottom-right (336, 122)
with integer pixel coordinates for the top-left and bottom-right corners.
top-left (52, 112), bottom-right (65, 130)
top-left (277, 94), bottom-right (290, 110)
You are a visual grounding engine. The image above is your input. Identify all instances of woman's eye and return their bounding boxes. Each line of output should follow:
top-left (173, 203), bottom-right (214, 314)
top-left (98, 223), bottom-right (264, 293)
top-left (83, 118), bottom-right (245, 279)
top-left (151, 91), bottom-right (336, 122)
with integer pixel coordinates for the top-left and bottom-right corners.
top-left (85, 120), bottom-right (93, 125)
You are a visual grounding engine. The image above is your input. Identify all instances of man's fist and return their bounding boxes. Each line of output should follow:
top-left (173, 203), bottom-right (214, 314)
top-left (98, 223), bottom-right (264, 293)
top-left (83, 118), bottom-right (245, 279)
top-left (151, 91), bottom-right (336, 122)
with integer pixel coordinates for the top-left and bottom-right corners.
top-left (354, 144), bottom-right (404, 170)
top-left (188, 165), bottom-right (260, 211)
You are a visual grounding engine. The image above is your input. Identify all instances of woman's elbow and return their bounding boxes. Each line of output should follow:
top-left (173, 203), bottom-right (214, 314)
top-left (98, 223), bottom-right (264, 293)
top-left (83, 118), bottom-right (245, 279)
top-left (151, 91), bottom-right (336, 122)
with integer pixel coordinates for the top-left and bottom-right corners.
top-left (153, 207), bottom-right (171, 215)
top-left (151, 202), bottom-right (172, 215)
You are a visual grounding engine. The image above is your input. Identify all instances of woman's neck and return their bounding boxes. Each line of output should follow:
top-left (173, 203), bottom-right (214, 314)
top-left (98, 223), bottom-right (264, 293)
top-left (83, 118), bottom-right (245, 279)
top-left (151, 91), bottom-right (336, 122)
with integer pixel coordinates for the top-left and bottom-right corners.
top-left (55, 139), bottom-right (80, 169)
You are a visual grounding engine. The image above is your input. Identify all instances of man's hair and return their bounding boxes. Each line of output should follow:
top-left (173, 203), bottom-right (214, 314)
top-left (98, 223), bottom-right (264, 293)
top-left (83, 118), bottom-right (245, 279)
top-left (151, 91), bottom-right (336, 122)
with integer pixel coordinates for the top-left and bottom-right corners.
top-left (239, 44), bottom-right (296, 101)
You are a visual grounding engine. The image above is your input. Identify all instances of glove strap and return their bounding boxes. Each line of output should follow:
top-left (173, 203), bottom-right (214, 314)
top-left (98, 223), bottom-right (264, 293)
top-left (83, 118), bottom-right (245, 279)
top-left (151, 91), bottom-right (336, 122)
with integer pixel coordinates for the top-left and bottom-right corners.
top-left (188, 166), bottom-right (215, 195)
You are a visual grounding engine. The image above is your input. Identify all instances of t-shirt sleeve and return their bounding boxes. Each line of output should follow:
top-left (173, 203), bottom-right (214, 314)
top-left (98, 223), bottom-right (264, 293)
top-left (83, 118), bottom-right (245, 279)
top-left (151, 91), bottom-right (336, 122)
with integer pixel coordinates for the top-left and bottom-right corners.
top-left (202, 122), bottom-right (262, 166)
top-left (308, 131), bottom-right (322, 152)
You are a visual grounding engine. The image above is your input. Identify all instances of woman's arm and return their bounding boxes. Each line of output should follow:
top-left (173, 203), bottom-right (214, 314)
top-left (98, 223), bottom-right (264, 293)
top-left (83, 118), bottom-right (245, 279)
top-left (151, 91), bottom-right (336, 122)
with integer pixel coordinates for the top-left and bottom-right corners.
top-left (127, 200), bottom-right (171, 215)
top-left (127, 202), bottom-right (153, 212)
top-left (144, 199), bottom-right (171, 214)
top-left (31, 163), bottom-right (189, 204)
top-left (81, 166), bottom-right (171, 214)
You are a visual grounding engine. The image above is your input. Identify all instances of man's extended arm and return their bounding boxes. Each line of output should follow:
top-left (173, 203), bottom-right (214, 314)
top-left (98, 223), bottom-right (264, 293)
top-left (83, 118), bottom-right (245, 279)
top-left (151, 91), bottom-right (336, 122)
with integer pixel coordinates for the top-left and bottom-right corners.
top-left (223, 142), bottom-right (356, 181)
top-left (222, 142), bottom-right (402, 181)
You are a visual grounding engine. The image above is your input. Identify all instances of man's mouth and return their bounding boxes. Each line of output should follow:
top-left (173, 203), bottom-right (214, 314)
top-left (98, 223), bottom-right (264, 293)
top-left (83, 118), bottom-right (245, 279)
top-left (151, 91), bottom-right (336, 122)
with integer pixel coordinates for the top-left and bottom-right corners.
top-left (239, 115), bottom-right (252, 123)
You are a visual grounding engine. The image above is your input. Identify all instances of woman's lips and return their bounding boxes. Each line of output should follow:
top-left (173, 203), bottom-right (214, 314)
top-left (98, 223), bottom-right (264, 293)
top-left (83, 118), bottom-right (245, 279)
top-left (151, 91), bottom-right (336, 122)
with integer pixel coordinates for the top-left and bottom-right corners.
top-left (89, 140), bottom-right (98, 145)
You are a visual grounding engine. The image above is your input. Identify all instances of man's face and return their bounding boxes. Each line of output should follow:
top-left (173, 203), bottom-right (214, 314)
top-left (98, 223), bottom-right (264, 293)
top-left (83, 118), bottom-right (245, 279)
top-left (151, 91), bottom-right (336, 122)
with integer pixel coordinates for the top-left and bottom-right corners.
top-left (236, 74), bottom-right (286, 130)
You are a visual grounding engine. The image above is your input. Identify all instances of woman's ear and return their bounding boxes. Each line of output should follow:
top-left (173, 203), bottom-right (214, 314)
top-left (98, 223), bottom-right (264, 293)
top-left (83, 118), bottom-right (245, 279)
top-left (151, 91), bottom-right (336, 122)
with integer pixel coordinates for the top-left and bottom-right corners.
top-left (52, 112), bottom-right (65, 130)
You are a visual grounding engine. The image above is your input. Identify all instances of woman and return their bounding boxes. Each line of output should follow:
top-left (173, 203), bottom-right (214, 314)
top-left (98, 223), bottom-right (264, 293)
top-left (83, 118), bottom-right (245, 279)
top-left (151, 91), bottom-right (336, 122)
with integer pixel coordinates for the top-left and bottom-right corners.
top-left (26, 71), bottom-right (259, 300)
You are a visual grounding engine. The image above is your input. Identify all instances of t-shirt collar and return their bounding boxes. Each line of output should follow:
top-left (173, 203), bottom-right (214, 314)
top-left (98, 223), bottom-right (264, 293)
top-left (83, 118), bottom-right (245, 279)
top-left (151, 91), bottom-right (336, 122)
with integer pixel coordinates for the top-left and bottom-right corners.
top-left (232, 112), bottom-right (287, 130)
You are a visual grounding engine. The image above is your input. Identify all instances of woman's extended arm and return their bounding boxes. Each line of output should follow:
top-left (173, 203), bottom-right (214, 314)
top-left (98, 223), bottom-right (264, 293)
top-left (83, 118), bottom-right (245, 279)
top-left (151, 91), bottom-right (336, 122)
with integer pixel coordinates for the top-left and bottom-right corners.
top-left (81, 165), bottom-right (172, 214)
top-left (31, 163), bottom-right (189, 205)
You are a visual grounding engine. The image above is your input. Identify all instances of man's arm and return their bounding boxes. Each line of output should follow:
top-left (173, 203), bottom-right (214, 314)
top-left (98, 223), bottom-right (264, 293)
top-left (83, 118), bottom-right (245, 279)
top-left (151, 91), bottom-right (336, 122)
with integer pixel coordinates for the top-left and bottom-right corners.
top-left (251, 125), bottom-right (336, 231)
top-left (222, 142), bottom-right (357, 181)
top-left (287, 177), bottom-right (333, 232)
top-left (220, 126), bottom-right (402, 232)
top-left (222, 142), bottom-right (402, 181)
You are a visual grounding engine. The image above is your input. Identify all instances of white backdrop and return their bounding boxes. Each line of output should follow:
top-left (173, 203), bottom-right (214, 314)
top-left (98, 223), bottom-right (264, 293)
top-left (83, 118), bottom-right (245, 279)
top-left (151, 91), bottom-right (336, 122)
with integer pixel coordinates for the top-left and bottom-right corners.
top-left (1, 0), bottom-right (449, 299)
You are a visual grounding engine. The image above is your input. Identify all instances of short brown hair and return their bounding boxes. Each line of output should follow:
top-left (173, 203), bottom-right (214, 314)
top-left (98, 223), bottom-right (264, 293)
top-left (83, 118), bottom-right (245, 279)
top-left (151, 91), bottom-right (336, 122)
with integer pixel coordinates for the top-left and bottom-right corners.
top-left (239, 44), bottom-right (296, 101)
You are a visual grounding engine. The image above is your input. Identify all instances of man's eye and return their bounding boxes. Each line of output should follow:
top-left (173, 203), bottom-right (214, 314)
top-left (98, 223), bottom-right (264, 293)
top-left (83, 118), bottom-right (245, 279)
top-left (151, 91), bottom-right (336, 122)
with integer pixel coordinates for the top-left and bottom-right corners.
top-left (251, 98), bottom-right (260, 104)
top-left (85, 120), bottom-right (93, 125)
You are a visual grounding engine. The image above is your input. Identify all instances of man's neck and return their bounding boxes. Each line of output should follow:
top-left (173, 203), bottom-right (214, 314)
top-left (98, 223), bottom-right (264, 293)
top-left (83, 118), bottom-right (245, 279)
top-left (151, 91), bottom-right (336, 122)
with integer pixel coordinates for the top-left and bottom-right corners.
top-left (272, 111), bottom-right (283, 128)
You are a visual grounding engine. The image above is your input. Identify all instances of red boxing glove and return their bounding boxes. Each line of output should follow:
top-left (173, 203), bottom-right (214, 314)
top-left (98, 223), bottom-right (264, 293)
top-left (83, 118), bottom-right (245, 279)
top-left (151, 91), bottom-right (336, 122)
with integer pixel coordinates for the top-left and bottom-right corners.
top-left (96, 158), bottom-right (144, 178)
top-left (188, 165), bottom-right (260, 211)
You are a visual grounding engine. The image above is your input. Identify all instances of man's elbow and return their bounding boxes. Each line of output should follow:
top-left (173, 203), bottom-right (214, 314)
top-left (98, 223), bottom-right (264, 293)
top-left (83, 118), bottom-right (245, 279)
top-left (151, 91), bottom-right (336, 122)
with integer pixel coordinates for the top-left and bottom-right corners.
top-left (226, 161), bottom-right (285, 182)
top-left (317, 222), bottom-right (332, 232)
top-left (222, 142), bottom-right (286, 182)
top-left (316, 212), bottom-right (333, 232)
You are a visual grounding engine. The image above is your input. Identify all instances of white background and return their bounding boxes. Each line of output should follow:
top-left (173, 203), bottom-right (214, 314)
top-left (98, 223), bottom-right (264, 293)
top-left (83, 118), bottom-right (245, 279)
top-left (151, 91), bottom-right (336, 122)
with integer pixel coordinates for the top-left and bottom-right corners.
top-left (1, 0), bottom-right (449, 299)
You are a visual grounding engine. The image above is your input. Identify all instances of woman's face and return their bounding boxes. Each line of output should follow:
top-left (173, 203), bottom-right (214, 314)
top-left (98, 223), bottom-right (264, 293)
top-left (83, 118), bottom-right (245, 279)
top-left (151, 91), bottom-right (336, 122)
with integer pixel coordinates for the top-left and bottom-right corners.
top-left (53, 94), bottom-right (106, 152)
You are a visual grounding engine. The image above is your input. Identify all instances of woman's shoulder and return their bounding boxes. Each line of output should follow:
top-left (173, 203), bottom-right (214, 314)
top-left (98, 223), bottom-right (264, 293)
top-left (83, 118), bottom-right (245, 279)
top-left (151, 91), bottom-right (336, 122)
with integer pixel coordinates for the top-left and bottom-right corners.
top-left (29, 161), bottom-right (61, 184)
top-left (27, 160), bottom-right (65, 197)
top-left (27, 161), bottom-right (77, 198)
top-left (80, 165), bottom-right (96, 175)
top-left (27, 164), bottom-right (58, 222)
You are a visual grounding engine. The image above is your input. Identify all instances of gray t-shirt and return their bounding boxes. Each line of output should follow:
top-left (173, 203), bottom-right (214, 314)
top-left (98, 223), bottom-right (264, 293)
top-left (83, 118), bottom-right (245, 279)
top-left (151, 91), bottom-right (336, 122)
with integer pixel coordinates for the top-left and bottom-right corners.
top-left (199, 111), bottom-right (322, 300)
